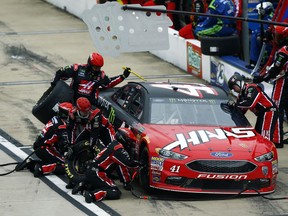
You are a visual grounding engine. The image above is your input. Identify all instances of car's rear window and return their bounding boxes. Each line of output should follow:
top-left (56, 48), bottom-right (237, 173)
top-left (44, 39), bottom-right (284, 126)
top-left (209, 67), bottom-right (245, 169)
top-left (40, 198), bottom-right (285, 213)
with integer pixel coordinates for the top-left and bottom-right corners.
top-left (149, 98), bottom-right (250, 127)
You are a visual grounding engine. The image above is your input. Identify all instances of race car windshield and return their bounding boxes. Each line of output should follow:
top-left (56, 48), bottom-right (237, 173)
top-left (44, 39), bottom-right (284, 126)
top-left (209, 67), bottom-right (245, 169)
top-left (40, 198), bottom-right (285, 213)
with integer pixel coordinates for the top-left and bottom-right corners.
top-left (149, 98), bottom-right (250, 127)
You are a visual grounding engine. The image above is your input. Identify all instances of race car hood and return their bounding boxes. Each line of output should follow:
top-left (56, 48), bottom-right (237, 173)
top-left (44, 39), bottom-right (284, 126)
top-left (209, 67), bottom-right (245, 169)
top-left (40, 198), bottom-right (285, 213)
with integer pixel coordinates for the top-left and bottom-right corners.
top-left (142, 124), bottom-right (272, 155)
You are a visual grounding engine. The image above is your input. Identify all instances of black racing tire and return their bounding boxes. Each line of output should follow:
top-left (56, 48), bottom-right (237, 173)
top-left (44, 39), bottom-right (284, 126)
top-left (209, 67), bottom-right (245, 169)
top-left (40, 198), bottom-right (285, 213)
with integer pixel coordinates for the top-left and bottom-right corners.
top-left (32, 80), bottom-right (74, 124)
top-left (199, 34), bottom-right (240, 56)
top-left (64, 140), bottom-right (96, 184)
top-left (139, 146), bottom-right (151, 192)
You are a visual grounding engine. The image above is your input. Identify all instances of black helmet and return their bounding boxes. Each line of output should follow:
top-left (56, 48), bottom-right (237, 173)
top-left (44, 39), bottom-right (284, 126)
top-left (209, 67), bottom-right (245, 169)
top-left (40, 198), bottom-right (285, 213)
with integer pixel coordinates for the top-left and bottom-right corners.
top-left (228, 73), bottom-right (244, 90)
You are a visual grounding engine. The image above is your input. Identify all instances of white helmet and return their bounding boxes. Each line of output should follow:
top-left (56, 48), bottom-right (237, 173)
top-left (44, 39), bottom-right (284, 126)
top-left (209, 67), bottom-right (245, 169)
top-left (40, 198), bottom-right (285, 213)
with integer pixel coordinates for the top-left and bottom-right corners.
top-left (256, 2), bottom-right (274, 15)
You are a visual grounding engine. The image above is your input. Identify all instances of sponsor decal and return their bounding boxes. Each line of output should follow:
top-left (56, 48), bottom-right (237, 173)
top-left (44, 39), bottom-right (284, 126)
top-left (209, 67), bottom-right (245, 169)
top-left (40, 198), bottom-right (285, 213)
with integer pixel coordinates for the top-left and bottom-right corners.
top-left (151, 84), bottom-right (218, 98)
top-left (108, 107), bottom-right (115, 124)
top-left (136, 134), bottom-right (142, 140)
top-left (197, 174), bottom-right (247, 180)
top-left (98, 97), bottom-right (111, 111)
top-left (142, 135), bottom-right (150, 144)
top-left (164, 128), bottom-right (255, 151)
top-left (152, 174), bottom-right (161, 182)
top-left (151, 170), bottom-right (162, 175)
top-left (151, 156), bottom-right (164, 171)
top-left (131, 122), bottom-right (145, 133)
top-left (79, 71), bottom-right (85, 77)
top-left (210, 57), bottom-right (229, 92)
top-left (187, 41), bottom-right (202, 78)
top-left (210, 152), bottom-right (233, 158)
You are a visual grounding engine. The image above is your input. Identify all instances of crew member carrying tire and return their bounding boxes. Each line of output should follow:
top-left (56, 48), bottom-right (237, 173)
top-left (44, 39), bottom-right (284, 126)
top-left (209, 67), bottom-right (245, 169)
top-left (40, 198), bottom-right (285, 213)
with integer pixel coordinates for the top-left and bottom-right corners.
top-left (50, 52), bottom-right (131, 105)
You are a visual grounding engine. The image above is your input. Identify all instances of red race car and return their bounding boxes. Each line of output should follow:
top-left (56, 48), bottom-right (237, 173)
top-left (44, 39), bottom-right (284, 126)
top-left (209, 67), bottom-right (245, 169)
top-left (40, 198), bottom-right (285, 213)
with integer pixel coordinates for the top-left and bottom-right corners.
top-left (98, 81), bottom-right (278, 195)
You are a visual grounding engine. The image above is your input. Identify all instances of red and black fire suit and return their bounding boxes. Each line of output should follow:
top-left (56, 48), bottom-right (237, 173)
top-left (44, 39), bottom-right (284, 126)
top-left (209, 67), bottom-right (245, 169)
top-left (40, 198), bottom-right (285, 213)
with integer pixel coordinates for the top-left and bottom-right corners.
top-left (236, 83), bottom-right (278, 141)
top-left (33, 116), bottom-right (70, 175)
top-left (51, 64), bottom-right (125, 105)
top-left (81, 141), bottom-right (139, 202)
top-left (254, 45), bottom-right (288, 146)
top-left (69, 107), bottom-right (116, 147)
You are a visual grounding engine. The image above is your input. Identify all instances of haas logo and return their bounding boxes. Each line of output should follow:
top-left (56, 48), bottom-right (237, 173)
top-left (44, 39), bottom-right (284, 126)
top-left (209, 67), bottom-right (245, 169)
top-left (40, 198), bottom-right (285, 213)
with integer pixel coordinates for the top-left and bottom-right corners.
top-left (78, 81), bottom-right (95, 95)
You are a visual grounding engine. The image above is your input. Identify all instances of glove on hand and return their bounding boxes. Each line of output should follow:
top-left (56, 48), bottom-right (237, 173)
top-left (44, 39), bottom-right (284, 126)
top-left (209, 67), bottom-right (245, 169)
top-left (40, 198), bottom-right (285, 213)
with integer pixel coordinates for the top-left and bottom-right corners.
top-left (86, 160), bottom-right (98, 170)
top-left (253, 76), bottom-right (264, 84)
top-left (64, 147), bottom-right (74, 159)
top-left (123, 67), bottom-right (131, 78)
top-left (227, 100), bottom-right (236, 107)
top-left (131, 160), bottom-right (143, 168)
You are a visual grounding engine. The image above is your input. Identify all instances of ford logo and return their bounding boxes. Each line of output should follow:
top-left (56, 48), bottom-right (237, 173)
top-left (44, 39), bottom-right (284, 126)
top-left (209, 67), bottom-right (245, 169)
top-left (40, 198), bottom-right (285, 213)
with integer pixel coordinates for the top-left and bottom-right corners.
top-left (211, 152), bottom-right (233, 158)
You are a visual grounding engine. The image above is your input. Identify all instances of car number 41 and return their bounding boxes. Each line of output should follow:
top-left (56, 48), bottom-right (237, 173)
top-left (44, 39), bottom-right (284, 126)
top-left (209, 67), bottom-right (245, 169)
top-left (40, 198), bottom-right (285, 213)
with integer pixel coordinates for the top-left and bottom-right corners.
top-left (170, 165), bottom-right (181, 173)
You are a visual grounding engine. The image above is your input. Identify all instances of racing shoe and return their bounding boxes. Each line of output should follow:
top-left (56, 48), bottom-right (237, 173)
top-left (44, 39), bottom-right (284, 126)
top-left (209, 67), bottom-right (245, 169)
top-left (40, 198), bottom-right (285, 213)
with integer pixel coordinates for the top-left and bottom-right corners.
top-left (15, 158), bottom-right (33, 171)
top-left (283, 138), bottom-right (288, 145)
top-left (72, 182), bottom-right (86, 195)
top-left (34, 163), bottom-right (43, 177)
top-left (83, 190), bottom-right (94, 203)
top-left (66, 181), bottom-right (76, 189)
top-left (123, 182), bottom-right (131, 191)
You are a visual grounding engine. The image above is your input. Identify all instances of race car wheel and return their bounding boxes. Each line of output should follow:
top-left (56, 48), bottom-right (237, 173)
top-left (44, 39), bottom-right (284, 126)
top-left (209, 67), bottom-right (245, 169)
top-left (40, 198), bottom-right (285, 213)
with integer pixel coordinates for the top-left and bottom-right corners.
top-left (139, 146), bottom-right (151, 192)
top-left (199, 34), bottom-right (240, 56)
top-left (32, 80), bottom-right (74, 124)
top-left (64, 140), bottom-right (95, 184)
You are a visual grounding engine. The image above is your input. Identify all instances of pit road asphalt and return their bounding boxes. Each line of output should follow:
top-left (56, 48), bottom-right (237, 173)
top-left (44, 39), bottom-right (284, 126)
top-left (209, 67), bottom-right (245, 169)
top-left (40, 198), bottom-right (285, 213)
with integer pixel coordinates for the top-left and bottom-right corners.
top-left (1, 1), bottom-right (288, 216)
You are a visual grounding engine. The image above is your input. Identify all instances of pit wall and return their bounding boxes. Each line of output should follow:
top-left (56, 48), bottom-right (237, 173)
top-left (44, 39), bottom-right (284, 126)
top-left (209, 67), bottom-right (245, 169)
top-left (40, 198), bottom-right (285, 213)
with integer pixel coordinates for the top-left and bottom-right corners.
top-left (45, 0), bottom-right (273, 96)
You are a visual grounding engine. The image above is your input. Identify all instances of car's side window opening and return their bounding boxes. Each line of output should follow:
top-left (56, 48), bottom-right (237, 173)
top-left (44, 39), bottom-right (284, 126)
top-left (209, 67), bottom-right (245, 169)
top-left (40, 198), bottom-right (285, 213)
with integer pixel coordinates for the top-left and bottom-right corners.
top-left (114, 85), bottom-right (133, 109)
top-left (114, 85), bottom-right (143, 120)
top-left (128, 92), bottom-right (143, 120)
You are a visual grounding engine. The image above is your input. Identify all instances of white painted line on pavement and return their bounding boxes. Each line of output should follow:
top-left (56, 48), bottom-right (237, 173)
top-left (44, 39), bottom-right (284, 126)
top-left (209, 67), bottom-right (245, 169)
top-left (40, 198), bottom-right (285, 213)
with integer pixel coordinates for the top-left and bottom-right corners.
top-left (0, 135), bottom-right (111, 216)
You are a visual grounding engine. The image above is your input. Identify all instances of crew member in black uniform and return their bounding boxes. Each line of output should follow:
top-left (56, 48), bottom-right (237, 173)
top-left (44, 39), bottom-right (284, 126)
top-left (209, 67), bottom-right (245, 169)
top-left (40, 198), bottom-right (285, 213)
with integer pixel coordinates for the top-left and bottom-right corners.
top-left (72, 140), bottom-right (139, 203)
top-left (51, 52), bottom-right (131, 105)
top-left (228, 73), bottom-right (278, 144)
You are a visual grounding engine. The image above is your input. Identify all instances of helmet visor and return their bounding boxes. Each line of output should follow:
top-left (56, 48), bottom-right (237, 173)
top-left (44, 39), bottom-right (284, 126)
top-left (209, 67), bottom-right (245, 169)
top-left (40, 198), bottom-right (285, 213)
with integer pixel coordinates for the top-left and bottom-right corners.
top-left (91, 65), bottom-right (101, 72)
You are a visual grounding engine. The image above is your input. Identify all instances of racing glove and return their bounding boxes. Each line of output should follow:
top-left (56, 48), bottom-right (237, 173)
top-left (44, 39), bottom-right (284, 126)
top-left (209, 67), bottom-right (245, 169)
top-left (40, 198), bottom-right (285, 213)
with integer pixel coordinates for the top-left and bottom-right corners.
top-left (87, 160), bottom-right (98, 170)
top-left (122, 67), bottom-right (131, 79)
top-left (130, 160), bottom-right (142, 168)
top-left (58, 132), bottom-right (70, 153)
top-left (64, 146), bottom-right (74, 159)
top-left (227, 100), bottom-right (236, 107)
